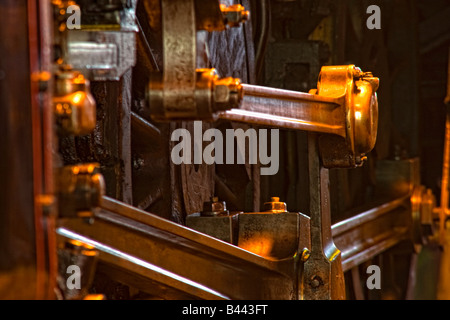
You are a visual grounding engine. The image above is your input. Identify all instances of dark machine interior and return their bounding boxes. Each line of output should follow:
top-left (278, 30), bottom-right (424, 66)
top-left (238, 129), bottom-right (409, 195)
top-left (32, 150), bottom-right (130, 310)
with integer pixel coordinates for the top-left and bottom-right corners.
top-left (1, 0), bottom-right (450, 300)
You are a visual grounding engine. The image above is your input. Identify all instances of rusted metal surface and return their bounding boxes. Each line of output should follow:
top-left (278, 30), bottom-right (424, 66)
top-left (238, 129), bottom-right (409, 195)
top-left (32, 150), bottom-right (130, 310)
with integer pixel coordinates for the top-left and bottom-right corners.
top-left (186, 212), bottom-right (239, 243)
top-left (237, 212), bottom-right (302, 260)
top-left (302, 133), bottom-right (345, 300)
top-left (161, 0), bottom-right (196, 117)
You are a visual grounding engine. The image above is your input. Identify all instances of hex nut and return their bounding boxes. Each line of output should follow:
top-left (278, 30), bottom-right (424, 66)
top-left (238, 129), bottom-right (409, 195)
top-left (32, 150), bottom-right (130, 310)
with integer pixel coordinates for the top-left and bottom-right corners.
top-left (202, 196), bottom-right (229, 216)
top-left (263, 197), bottom-right (288, 213)
top-left (214, 77), bottom-right (243, 111)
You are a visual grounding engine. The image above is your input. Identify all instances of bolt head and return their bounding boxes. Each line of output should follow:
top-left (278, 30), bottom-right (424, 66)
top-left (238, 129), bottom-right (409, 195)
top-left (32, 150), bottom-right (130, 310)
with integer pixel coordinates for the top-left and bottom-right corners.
top-left (310, 276), bottom-right (322, 288)
top-left (202, 197), bottom-right (228, 216)
top-left (301, 248), bottom-right (311, 262)
top-left (213, 77), bottom-right (243, 111)
top-left (263, 197), bottom-right (287, 213)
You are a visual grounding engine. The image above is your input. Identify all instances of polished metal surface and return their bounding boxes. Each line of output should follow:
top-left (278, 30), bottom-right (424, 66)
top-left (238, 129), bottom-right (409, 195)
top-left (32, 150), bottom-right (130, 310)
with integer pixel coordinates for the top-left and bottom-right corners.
top-left (67, 31), bottom-right (137, 81)
top-left (220, 84), bottom-right (346, 136)
top-left (220, 65), bottom-right (379, 169)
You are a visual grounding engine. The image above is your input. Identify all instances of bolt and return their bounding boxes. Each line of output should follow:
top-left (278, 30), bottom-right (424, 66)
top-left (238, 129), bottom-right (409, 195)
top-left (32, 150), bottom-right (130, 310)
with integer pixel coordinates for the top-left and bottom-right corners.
top-left (214, 77), bottom-right (243, 111)
top-left (355, 155), bottom-right (368, 166)
top-left (310, 276), bottom-right (322, 288)
top-left (263, 196), bottom-right (287, 213)
top-left (352, 66), bottom-right (363, 78)
top-left (201, 196), bottom-right (229, 216)
top-left (54, 69), bottom-right (96, 136)
top-left (58, 163), bottom-right (105, 218)
top-left (301, 248), bottom-right (311, 262)
top-left (133, 155), bottom-right (145, 170)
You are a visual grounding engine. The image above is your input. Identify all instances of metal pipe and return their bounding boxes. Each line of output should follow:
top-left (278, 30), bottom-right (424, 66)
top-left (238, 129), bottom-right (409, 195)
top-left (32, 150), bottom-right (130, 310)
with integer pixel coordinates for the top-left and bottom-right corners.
top-left (332, 196), bottom-right (409, 236)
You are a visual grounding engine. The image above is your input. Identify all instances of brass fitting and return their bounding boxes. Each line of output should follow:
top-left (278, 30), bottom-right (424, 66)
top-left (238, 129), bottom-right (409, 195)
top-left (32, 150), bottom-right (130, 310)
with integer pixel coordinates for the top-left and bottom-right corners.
top-left (301, 248), bottom-right (311, 262)
top-left (150, 68), bottom-right (243, 121)
top-left (58, 163), bottom-right (105, 218)
top-left (53, 68), bottom-right (96, 136)
top-left (201, 196), bottom-right (229, 216)
top-left (220, 4), bottom-right (250, 27)
top-left (213, 76), bottom-right (244, 112)
top-left (314, 65), bottom-right (379, 168)
top-left (263, 197), bottom-right (288, 213)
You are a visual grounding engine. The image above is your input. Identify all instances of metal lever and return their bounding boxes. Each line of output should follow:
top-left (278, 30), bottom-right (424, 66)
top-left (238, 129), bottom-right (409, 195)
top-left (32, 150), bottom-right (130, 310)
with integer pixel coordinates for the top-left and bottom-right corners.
top-left (221, 65), bottom-right (379, 168)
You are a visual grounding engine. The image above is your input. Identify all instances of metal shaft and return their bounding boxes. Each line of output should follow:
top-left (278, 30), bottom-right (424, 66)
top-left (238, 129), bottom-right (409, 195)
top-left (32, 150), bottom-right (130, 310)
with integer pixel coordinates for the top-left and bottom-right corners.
top-left (219, 84), bottom-right (346, 136)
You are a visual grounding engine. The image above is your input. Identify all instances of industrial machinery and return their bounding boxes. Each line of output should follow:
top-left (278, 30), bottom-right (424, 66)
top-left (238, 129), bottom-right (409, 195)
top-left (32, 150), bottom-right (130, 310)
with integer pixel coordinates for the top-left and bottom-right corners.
top-left (1, 0), bottom-right (450, 300)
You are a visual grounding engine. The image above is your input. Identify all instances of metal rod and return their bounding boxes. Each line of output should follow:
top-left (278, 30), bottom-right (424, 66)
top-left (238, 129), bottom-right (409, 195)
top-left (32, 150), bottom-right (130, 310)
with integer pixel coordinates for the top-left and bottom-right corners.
top-left (332, 196), bottom-right (409, 236)
top-left (332, 196), bottom-right (410, 272)
top-left (219, 84), bottom-right (346, 136)
top-left (440, 109), bottom-right (450, 244)
top-left (131, 111), bottom-right (161, 139)
top-left (57, 196), bottom-right (299, 299)
top-left (57, 227), bottom-right (230, 300)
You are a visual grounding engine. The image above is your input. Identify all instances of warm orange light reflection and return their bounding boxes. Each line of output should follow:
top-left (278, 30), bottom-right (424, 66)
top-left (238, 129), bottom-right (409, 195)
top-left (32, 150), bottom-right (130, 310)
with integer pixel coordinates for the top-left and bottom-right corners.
top-left (71, 92), bottom-right (84, 104)
top-left (83, 294), bottom-right (105, 300)
top-left (239, 236), bottom-right (274, 258)
top-left (73, 74), bottom-right (85, 84)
